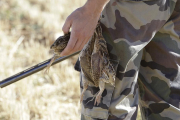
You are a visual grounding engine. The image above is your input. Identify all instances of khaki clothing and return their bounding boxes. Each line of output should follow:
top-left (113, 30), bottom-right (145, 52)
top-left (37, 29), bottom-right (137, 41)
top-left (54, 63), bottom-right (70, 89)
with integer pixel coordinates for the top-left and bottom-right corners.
top-left (75, 0), bottom-right (180, 119)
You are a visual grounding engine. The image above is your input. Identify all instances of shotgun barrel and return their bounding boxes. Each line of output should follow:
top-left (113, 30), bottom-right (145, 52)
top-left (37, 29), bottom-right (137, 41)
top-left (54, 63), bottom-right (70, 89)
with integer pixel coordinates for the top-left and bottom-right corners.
top-left (0, 51), bottom-right (80, 88)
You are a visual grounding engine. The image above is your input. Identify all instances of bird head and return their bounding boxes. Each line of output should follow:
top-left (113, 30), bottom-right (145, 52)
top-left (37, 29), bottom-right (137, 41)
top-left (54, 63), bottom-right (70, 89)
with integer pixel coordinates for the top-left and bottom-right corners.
top-left (50, 32), bottom-right (70, 55)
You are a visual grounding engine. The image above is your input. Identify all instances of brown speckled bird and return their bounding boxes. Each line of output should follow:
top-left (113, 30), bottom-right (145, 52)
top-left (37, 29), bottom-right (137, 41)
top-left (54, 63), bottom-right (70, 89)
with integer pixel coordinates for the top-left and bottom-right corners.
top-left (91, 23), bottom-right (116, 105)
top-left (44, 32), bottom-right (70, 73)
top-left (79, 31), bottom-right (96, 103)
top-left (80, 22), bottom-right (116, 105)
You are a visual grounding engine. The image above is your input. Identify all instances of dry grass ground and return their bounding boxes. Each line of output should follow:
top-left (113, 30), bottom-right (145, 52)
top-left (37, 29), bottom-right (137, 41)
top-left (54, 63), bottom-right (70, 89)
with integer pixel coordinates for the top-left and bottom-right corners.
top-left (0, 0), bottom-right (141, 120)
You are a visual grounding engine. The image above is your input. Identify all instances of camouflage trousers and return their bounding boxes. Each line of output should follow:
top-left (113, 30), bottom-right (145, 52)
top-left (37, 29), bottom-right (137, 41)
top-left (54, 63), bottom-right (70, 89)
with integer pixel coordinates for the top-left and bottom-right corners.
top-left (75, 0), bottom-right (180, 119)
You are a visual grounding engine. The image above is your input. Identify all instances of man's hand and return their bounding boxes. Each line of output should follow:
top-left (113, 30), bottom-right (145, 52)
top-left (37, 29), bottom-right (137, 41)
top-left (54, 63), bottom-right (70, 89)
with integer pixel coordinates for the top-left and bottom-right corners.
top-left (60, 0), bottom-right (110, 56)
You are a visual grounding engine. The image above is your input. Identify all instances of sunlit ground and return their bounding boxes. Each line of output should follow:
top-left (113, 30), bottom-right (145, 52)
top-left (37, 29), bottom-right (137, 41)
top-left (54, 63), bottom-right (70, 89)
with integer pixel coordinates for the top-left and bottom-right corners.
top-left (0, 0), bottom-right (141, 119)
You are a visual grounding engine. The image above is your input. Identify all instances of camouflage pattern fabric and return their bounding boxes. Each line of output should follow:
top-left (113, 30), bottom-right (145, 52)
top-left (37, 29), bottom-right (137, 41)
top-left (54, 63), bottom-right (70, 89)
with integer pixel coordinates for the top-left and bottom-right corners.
top-left (75, 0), bottom-right (180, 119)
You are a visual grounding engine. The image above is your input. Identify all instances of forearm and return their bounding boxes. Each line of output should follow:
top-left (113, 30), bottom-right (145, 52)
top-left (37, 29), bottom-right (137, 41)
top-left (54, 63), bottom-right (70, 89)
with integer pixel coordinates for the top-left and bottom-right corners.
top-left (84, 0), bottom-right (110, 15)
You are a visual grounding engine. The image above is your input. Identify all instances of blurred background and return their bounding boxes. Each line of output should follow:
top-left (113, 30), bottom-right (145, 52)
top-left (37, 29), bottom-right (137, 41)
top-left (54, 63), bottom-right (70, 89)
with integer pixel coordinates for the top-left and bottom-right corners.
top-left (0, 0), bottom-right (141, 120)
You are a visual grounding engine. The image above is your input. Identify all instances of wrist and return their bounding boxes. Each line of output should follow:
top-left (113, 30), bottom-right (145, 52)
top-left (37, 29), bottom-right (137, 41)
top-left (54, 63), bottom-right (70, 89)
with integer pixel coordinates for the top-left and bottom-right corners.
top-left (84, 0), bottom-right (110, 15)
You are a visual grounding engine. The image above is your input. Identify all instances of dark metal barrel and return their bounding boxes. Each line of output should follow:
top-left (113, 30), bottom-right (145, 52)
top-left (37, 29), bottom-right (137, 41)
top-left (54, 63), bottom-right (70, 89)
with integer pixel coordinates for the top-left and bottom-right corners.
top-left (0, 51), bottom-right (80, 88)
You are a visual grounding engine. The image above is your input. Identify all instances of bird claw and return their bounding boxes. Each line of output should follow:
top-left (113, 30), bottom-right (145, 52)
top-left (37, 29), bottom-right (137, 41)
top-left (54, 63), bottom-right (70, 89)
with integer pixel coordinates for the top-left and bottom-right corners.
top-left (94, 94), bottom-right (101, 106)
top-left (44, 55), bottom-right (58, 74)
top-left (44, 64), bottom-right (51, 74)
top-left (80, 94), bottom-right (84, 104)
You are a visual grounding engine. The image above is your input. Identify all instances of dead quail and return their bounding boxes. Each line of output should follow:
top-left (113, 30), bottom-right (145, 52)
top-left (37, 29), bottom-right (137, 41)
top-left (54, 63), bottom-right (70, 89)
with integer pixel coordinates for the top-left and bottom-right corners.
top-left (79, 22), bottom-right (116, 105)
top-left (44, 32), bottom-right (70, 73)
top-left (79, 32), bottom-right (96, 103)
top-left (91, 22), bottom-right (116, 105)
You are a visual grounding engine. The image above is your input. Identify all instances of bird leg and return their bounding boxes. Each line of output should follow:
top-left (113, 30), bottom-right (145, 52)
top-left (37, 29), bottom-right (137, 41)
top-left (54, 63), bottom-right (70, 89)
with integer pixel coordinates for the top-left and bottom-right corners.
top-left (94, 80), bottom-right (105, 106)
top-left (44, 55), bottom-right (59, 73)
top-left (102, 71), bottom-right (109, 81)
top-left (80, 78), bottom-right (89, 103)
